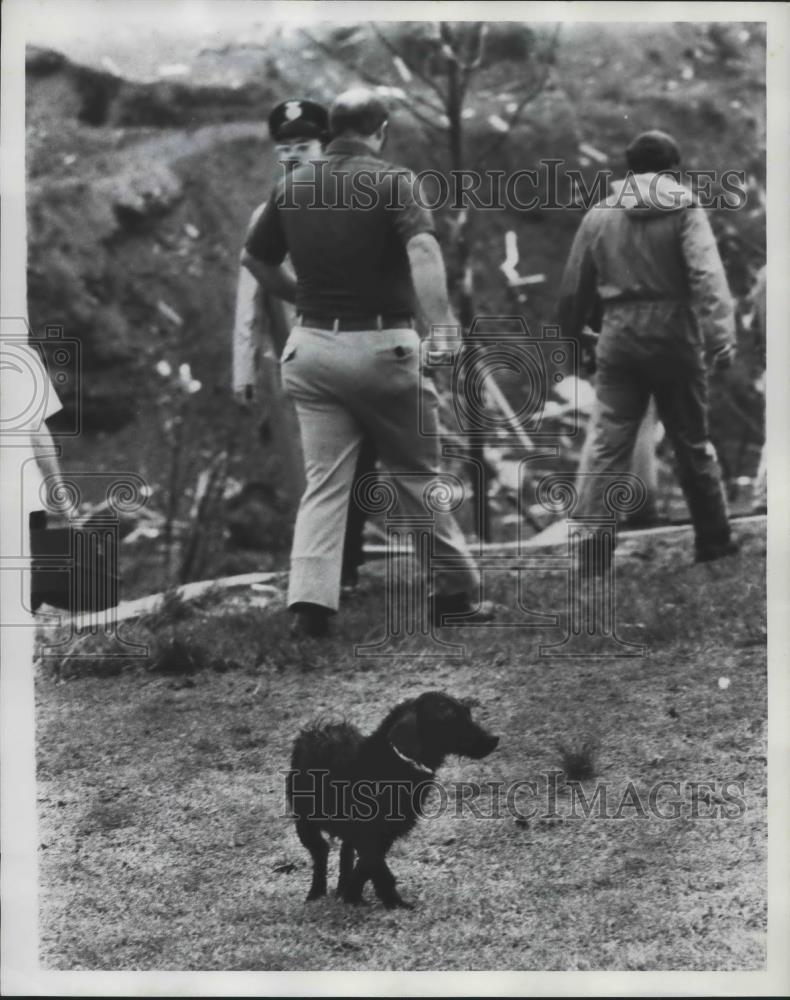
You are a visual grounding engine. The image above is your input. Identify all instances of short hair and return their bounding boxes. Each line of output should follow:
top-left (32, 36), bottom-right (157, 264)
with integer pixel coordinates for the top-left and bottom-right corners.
top-left (625, 130), bottom-right (681, 174)
top-left (330, 88), bottom-right (389, 138)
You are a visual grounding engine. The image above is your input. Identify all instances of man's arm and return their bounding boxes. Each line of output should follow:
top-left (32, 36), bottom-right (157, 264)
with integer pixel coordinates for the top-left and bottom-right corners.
top-left (242, 191), bottom-right (297, 304)
top-left (680, 206), bottom-right (736, 368)
top-left (406, 233), bottom-right (458, 332)
top-left (240, 250), bottom-right (297, 304)
top-left (557, 215), bottom-right (598, 347)
top-left (232, 263), bottom-right (263, 405)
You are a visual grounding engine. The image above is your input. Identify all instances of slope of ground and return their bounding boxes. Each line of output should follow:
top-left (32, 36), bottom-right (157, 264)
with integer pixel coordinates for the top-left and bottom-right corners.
top-left (24, 21), bottom-right (767, 590)
top-left (36, 520), bottom-right (766, 970)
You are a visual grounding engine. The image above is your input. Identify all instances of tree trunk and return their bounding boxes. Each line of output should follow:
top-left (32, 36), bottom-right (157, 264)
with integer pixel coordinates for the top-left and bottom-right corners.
top-left (445, 51), bottom-right (492, 541)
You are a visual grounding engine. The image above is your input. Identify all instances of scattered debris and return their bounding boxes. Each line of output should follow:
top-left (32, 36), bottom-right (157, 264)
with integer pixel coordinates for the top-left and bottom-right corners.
top-left (157, 300), bottom-right (183, 327)
top-left (158, 64), bottom-right (190, 78)
top-left (375, 85), bottom-right (406, 101)
top-left (392, 55), bottom-right (412, 82)
top-left (488, 114), bottom-right (510, 133)
top-left (578, 142), bottom-right (608, 164)
top-left (100, 55), bottom-right (122, 77)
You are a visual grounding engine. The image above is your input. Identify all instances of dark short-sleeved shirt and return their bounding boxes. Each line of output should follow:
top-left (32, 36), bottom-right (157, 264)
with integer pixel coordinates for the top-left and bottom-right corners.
top-left (245, 137), bottom-right (435, 319)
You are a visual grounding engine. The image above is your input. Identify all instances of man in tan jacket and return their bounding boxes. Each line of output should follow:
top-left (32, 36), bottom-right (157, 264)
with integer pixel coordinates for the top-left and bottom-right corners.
top-left (558, 129), bottom-right (738, 564)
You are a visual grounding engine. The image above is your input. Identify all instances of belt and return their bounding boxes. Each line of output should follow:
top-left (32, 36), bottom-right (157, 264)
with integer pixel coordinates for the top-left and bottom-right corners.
top-left (296, 313), bottom-right (415, 331)
top-left (604, 296), bottom-right (685, 306)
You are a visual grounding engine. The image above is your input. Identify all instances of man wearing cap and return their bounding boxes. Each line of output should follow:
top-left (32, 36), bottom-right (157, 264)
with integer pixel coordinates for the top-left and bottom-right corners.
top-left (242, 88), bottom-right (485, 637)
top-left (558, 129), bottom-right (738, 564)
top-left (232, 98), bottom-right (376, 588)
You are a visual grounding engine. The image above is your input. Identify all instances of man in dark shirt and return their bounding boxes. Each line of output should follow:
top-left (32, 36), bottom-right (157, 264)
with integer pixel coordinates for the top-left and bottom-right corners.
top-left (233, 98), bottom-right (376, 590)
top-left (242, 88), bottom-right (483, 637)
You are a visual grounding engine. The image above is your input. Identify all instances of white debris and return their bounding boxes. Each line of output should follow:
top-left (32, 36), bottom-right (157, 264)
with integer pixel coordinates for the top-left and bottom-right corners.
top-left (157, 301), bottom-right (183, 327)
top-left (718, 677), bottom-right (731, 690)
top-left (462, 107), bottom-right (476, 119)
top-left (553, 374), bottom-right (596, 410)
top-left (680, 65), bottom-right (695, 81)
top-left (155, 360), bottom-right (172, 378)
top-left (488, 114), bottom-right (510, 133)
top-left (100, 55), bottom-right (122, 77)
top-left (500, 230), bottom-right (521, 286)
top-left (506, 101), bottom-right (518, 114)
top-left (184, 223), bottom-right (200, 239)
top-left (500, 232), bottom-right (543, 288)
top-left (63, 153), bottom-right (77, 166)
top-left (375, 85), bottom-right (406, 101)
top-left (578, 142), bottom-right (608, 164)
top-left (392, 55), bottom-right (412, 82)
top-left (158, 63), bottom-right (189, 78)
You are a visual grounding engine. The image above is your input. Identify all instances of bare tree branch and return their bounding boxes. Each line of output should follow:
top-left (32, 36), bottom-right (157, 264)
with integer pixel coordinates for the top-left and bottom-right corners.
top-left (438, 22), bottom-right (460, 65)
top-left (300, 28), bottom-right (446, 135)
top-left (301, 29), bottom-right (384, 89)
top-left (368, 23), bottom-right (448, 110)
top-left (458, 22), bottom-right (487, 103)
top-left (476, 24), bottom-right (562, 167)
top-left (460, 23), bottom-right (487, 74)
top-left (394, 99), bottom-right (447, 135)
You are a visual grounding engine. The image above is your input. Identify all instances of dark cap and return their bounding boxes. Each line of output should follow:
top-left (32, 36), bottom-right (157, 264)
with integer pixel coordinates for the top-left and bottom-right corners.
top-left (625, 130), bottom-right (681, 174)
top-left (268, 99), bottom-right (329, 142)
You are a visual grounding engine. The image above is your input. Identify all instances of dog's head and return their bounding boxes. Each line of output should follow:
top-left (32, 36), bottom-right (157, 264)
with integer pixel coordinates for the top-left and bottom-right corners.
top-left (388, 691), bottom-right (499, 771)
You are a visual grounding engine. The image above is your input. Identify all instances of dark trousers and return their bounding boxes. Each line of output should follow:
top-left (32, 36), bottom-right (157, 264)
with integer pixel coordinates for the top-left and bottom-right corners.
top-left (578, 358), bottom-right (731, 549)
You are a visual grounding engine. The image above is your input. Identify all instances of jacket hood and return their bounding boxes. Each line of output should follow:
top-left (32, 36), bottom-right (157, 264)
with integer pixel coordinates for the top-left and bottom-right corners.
top-left (606, 172), bottom-right (693, 217)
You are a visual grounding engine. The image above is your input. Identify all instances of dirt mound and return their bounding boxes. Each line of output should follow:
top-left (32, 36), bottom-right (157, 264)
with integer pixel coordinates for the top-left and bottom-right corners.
top-left (24, 23), bottom-right (766, 516)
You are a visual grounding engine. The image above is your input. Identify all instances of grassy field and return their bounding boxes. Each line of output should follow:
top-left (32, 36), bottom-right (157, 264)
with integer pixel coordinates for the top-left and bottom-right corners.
top-left (35, 520), bottom-right (766, 971)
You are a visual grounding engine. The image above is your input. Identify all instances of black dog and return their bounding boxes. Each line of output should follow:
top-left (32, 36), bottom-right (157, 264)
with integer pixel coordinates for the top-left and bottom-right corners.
top-left (287, 691), bottom-right (499, 909)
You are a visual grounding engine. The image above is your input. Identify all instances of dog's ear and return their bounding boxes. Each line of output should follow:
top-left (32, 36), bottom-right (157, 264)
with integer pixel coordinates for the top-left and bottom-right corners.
top-left (388, 707), bottom-right (422, 761)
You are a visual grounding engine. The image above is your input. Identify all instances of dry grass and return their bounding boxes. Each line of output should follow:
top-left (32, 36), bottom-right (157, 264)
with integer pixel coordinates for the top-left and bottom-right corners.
top-left (36, 521), bottom-right (766, 971)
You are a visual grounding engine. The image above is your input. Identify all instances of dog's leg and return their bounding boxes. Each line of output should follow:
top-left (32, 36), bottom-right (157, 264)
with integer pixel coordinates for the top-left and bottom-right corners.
top-left (336, 840), bottom-right (355, 898)
top-left (342, 856), bottom-right (373, 905)
top-left (343, 846), bottom-right (412, 909)
top-left (370, 860), bottom-right (413, 910)
top-left (295, 820), bottom-right (329, 901)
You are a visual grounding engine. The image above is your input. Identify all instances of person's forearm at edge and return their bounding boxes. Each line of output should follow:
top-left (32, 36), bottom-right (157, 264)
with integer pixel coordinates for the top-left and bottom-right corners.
top-left (240, 250), bottom-right (297, 305)
top-left (407, 233), bottom-right (458, 334)
top-left (31, 423), bottom-right (69, 514)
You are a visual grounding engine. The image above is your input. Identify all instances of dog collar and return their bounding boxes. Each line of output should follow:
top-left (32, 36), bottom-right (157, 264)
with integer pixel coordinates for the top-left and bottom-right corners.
top-left (390, 743), bottom-right (434, 775)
